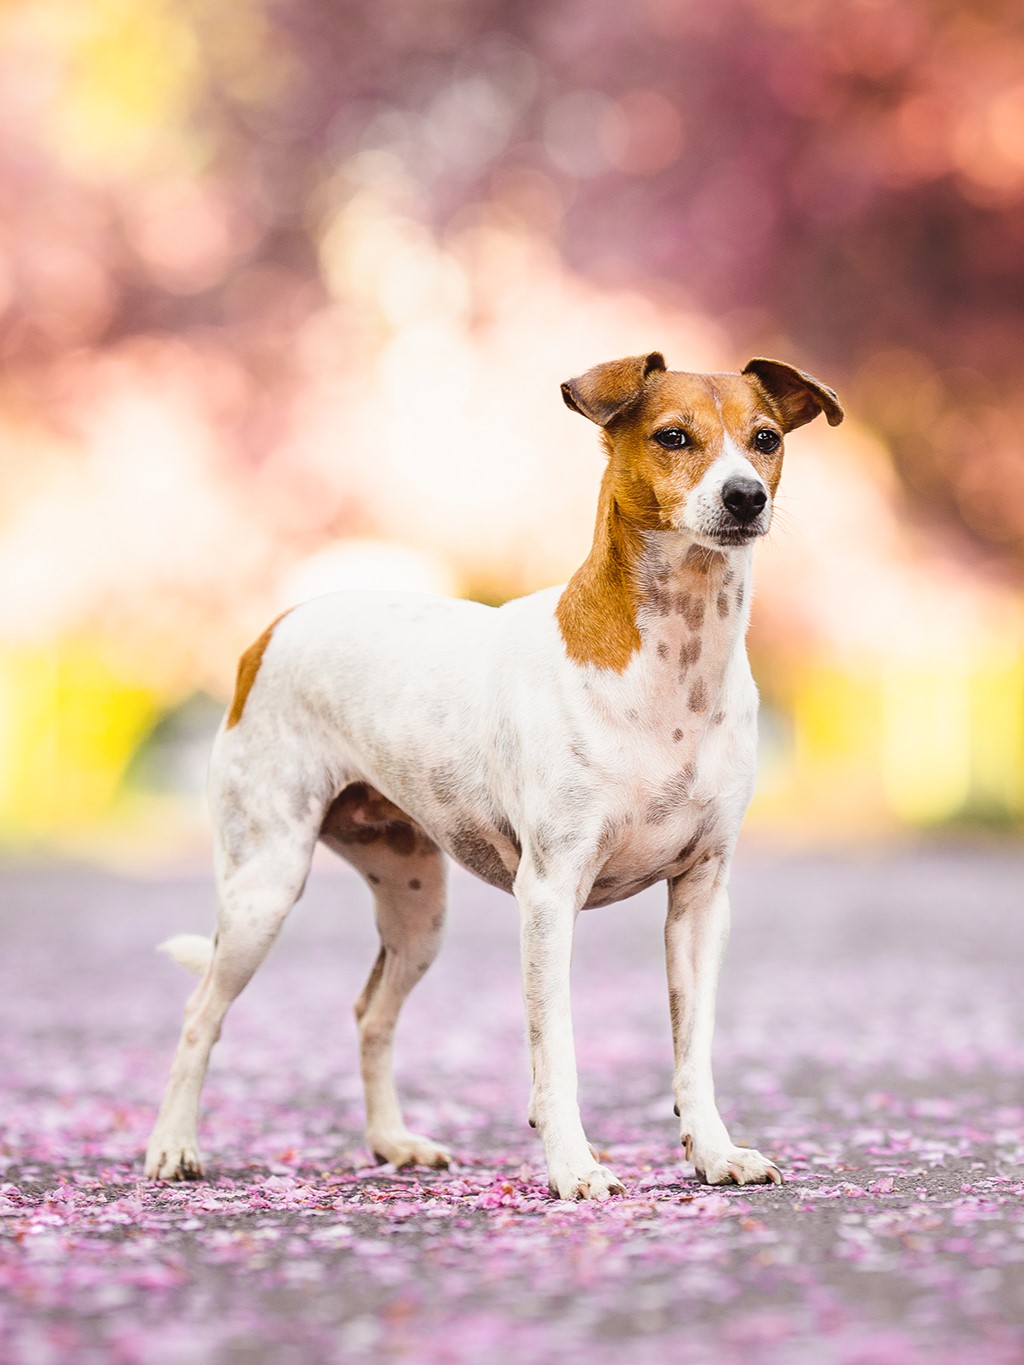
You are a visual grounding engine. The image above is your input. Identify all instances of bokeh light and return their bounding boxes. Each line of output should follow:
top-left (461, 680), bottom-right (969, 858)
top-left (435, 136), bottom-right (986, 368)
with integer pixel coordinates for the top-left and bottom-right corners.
top-left (1, 0), bottom-right (1022, 855)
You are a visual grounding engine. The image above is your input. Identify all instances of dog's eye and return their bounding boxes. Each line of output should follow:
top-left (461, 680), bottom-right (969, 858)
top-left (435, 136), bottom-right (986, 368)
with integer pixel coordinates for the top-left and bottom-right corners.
top-left (754, 429), bottom-right (781, 453)
top-left (654, 428), bottom-right (688, 449)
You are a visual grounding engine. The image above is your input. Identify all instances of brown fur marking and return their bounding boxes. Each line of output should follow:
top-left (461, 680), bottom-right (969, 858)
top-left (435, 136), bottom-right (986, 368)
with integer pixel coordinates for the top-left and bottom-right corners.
top-left (225, 611), bottom-right (290, 729)
top-left (679, 636), bottom-right (701, 668)
top-left (555, 478), bottom-right (648, 672)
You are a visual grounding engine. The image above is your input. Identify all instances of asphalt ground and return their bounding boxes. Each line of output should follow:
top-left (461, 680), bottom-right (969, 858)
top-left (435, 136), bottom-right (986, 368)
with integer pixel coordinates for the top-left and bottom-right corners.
top-left (1, 844), bottom-right (1022, 1363)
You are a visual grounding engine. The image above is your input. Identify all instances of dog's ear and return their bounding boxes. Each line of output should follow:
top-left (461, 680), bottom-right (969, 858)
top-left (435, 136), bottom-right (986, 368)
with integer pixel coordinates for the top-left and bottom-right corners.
top-left (742, 358), bottom-right (844, 431)
top-left (561, 352), bottom-right (666, 426)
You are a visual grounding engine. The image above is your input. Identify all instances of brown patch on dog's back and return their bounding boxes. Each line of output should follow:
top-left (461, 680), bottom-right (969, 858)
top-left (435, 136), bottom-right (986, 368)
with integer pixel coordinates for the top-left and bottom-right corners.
top-left (226, 611), bottom-right (290, 729)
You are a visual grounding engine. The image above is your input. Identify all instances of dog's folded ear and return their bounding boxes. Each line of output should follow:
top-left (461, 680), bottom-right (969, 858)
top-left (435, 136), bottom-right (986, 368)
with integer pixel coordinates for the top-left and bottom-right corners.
top-left (561, 352), bottom-right (666, 426)
top-left (742, 358), bottom-right (844, 431)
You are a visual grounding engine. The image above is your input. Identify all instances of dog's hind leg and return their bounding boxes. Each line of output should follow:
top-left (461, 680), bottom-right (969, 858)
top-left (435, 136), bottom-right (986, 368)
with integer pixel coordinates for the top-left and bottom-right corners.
top-left (321, 786), bottom-right (451, 1169)
top-left (145, 791), bottom-right (321, 1181)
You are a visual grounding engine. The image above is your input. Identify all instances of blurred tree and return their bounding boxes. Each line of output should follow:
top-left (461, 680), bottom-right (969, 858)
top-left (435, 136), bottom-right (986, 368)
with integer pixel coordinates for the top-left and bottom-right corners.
top-left (2, 0), bottom-right (1023, 564)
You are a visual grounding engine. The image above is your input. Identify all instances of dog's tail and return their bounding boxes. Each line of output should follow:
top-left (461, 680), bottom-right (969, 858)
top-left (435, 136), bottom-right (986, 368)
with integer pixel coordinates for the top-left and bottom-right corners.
top-left (158, 934), bottom-right (214, 977)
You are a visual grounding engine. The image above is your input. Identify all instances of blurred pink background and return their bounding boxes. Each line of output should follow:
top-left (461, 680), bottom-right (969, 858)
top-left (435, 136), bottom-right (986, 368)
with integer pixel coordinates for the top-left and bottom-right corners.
top-left (1, 0), bottom-right (1022, 858)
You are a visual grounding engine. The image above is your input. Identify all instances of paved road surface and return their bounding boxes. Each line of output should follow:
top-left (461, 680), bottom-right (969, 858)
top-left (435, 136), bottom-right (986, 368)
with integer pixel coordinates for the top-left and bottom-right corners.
top-left (1, 845), bottom-right (1022, 1362)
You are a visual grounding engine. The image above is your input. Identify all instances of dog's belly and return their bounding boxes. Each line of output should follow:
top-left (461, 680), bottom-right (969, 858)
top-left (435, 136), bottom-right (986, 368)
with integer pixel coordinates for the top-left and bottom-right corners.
top-left (323, 781), bottom-right (721, 907)
top-left (433, 802), bottom-right (721, 908)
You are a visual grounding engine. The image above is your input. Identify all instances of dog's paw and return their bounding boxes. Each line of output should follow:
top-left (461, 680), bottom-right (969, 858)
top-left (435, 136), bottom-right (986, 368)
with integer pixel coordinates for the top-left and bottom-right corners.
top-left (548, 1163), bottom-right (626, 1201)
top-left (145, 1136), bottom-right (204, 1181)
top-left (369, 1129), bottom-right (451, 1169)
top-left (686, 1138), bottom-right (783, 1187)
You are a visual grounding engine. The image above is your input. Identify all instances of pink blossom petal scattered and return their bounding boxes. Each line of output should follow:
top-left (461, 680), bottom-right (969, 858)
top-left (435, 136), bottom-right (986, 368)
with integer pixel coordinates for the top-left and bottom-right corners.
top-left (1, 853), bottom-right (1023, 1363)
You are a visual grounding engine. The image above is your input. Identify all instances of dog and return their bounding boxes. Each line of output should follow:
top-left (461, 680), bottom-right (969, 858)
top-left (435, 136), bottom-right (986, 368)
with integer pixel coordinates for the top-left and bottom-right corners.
top-left (145, 352), bottom-right (843, 1200)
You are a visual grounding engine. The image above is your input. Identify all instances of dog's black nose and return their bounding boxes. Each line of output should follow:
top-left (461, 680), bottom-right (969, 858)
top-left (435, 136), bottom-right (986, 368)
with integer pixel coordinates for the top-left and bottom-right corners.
top-left (721, 478), bottom-right (768, 525)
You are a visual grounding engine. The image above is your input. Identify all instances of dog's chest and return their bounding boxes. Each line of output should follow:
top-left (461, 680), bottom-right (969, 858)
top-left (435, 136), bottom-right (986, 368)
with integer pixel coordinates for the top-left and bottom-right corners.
top-left (577, 732), bottom-right (739, 908)
top-left (566, 551), bottom-right (757, 906)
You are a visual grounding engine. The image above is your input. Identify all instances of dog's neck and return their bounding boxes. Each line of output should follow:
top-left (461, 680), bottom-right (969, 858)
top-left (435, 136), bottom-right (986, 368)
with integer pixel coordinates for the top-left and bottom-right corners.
top-left (634, 532), bottom-right (752, 724)
top-left (556, 478), bottom-right (753, 686)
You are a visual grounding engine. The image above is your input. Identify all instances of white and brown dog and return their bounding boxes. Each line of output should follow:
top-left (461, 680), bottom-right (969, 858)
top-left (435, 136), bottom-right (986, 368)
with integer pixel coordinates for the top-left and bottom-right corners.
top-left (146, 353), bottom-right (842, 1200)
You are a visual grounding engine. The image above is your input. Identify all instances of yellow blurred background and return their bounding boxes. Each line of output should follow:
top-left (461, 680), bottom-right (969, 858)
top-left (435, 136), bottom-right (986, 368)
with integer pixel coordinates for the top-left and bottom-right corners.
top-left (1, 0), bottom-right (1022, 860)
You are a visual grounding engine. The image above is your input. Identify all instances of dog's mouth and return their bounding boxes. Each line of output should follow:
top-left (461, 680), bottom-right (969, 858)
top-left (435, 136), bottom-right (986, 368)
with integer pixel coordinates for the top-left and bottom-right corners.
top-left (698, 520), bottom-right (769, 548)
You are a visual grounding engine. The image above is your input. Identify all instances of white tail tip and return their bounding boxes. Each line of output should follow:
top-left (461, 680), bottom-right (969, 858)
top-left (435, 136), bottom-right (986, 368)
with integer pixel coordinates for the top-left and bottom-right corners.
top-left (158, 933), bottom-right (214, 977)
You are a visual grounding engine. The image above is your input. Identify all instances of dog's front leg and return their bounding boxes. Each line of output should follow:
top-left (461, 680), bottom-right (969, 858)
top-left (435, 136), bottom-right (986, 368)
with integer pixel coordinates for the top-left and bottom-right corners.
top-left (666, 870), bottom-right (782, 1187)
top-left (517, 867), bottom-right (625, 1200)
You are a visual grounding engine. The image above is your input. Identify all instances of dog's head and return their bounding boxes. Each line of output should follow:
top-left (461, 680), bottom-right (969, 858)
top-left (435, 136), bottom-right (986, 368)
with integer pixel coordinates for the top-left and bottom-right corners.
top-left (562, 353), bottom-right (843, 549)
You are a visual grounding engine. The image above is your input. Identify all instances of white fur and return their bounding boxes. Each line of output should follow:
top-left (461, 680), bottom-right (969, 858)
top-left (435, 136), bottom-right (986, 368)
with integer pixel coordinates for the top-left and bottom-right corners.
top-left (158, 935), bottom-right (214, 977)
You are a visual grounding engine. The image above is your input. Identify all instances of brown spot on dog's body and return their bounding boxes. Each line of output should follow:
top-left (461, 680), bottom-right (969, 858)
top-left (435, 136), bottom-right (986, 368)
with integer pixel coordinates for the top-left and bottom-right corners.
top-left (689, 678), bottom-right (708, 712)
top-left (495, 815), bottom-right (523, 857)
top-left (320, 783), bottom-right (432, 860)
top-left (683, 597), bottom-right (705, 631)
top-left (384, 823), bottom-right (417, 856)
top-left (569, 738), bottom-right (593, 767)
top-left (656, 641), bottom-right (670, 661)
top-left (717, 592), bottom-right (730, 618)
top-left (646, 770), bottom-right (693, 826)
top-left (596, 816), bottom-right (620, 858)
top-left (449, 827), bottom-right (515, 892)
top-left (669, 818), bottom-right (717, 885)
top-left (225, 610), bottom-right (290, 730)
top-left (408, 878), bottom-right (421, 890)
top-left (672, 727), bottom-right (684, 742)
top-left (322, 783), bottom-right (405, 835)
top-left (678, 636), bottom-right (701, 669)
top-left (429, 767), bottom-right (460, 806)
